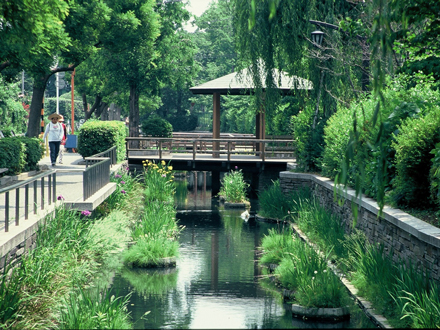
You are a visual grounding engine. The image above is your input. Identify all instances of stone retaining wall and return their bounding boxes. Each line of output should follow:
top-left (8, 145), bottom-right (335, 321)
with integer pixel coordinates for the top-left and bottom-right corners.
top-left (280, 172), bottom-right (440, 283)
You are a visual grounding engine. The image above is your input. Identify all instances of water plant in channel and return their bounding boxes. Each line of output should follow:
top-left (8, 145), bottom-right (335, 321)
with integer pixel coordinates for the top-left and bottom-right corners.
top-left (283, 184), bottom-right (440, 328)
top-left (58, 286), bottom-right (134, 329)
top-left (123, 159), bottom-right (181, 268)
top-left (259, 228), bottom-right (349, 308)
top-left (342, 230), bottom-right (440, 328)
top-left (142, 160), bottom-right (175, 202)
top-left (258, 180), bottom-right (310, 220)
top-left (218, 167), bottom-right (249, 203)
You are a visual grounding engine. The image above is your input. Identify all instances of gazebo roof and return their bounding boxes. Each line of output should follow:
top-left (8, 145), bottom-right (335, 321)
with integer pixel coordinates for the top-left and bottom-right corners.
top-left (190, 67), bottom-right (312, 95)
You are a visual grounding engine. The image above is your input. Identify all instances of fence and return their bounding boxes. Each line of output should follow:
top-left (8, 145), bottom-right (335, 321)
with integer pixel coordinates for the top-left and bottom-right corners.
top-left (83, 146), bottom-right (117, 200)
top-left (0, 170), bottom-right (57, 232)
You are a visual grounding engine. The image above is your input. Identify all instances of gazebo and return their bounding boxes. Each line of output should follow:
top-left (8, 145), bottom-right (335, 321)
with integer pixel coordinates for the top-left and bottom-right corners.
top-left (189, 66), bottom-right (312, 156)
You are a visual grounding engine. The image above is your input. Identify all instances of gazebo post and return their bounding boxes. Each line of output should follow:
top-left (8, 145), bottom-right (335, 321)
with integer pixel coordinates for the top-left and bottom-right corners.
top-left (212, 92), bottom-right (221, 158)
top-left (255, 94), bottom-right (266, 158)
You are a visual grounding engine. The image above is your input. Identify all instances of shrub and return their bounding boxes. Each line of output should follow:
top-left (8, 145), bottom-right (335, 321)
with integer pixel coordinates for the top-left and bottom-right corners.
top-left (141, 116), bottom-right (173, 137)
top-left (168, 114), bottom-right (198, 132)
top-left (0, 137), bottom-right (26, 175)
top-left (391, 109), bottom-right (440, 207)
top-left (77, 120), bottom-right (126, 162)
top-left (430, 142), bottom-right (440, 209)
top-left (16, 137), bottom-right (44, 171)
top-left (290, 105), bottom-right (325, 172)
top-left (321, 75), bottom-right (440, 200)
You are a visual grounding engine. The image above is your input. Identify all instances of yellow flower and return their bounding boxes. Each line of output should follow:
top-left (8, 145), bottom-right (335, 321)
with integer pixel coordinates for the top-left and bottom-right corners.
top-left (161, 160), bottom-right (166, 166)
top-left (168, 166), bottom-right (173, 170)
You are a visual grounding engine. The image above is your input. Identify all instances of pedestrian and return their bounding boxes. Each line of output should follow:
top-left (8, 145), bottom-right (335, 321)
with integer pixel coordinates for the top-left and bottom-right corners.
top-left (58, 115), bottom-right (67, 164)
top-left (42, 113), bottom-right (64, 166)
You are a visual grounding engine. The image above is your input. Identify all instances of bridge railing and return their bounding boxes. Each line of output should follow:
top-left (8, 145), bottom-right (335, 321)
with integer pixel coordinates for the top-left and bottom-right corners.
top-left (126, 137), bottom-right (295, 161)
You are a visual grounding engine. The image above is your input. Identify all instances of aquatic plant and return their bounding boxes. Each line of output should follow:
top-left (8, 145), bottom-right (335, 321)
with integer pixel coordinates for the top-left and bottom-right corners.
top-left (260, 229), bottom-right (348, 308)
top-left (259, 228), bottom-right (297, 265)
top-left (58, 286), bottom-right (133, 329)
top-left (258, 180), bottom-right (310, 220)
top-left (218, 168), bottom-right (249, 203)
top-left (142, 160), bottom-right (175, 202)
top-left (123, 235), bottom-right (179, 267)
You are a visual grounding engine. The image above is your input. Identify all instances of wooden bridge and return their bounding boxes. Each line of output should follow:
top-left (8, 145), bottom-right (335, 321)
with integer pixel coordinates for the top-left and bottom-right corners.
top-left (126, 134), bottom-right (296, 194)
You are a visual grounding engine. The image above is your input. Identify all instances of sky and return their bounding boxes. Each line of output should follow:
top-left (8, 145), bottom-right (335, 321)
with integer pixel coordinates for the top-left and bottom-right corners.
top-left (184, 0), bottom-right (217, 32)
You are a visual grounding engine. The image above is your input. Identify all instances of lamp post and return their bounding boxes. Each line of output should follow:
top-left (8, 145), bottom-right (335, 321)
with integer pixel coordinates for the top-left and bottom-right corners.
top-left (310, 29), bottom-right (326, 129)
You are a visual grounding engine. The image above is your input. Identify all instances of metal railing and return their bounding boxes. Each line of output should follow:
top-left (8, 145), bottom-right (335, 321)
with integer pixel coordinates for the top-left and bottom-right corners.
top-left (0, 170), bottom-right (57, 232)
top-left (85, 146), bottom-right (117, 168)
top-left (83, 146), bottom-right (117, 200)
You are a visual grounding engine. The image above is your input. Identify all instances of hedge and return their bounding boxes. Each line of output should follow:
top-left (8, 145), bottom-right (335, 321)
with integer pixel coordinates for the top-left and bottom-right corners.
top-left (391, 108), bottom-right (440, 207)
top-left (0, 138), bottom-right (26, 175)
top-left (77, 120), bottom-right (127, 162)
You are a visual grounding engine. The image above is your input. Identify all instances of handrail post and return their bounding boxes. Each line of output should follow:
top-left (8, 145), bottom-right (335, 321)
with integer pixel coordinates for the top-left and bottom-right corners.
top-left (193, 140), bottom-right (196, 160)
top-left (159, 140), bottom-right (162, 159)
top-left (25, 184), bottom-right (29, 220)
top-left (262, 140), bottom-right (266, 161)
top-left (53, 173), bottom-right (56, 203)
top-left (41, 177), bottom-right (44, 210)
top-left (227, 141), bottom-right (231, 161)
top-left (48, 174), bottom-right (52, 205)
top-left (5, 191), bottom-right (9, 232)
top-left (15, 188), bottom-right (19, 226)
top-left (33, 180), bottom-right (37, 214)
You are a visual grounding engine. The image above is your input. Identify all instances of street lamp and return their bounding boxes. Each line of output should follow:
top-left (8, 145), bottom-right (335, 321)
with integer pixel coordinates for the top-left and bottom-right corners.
top-left (311, 30), bottom-right (325, 47)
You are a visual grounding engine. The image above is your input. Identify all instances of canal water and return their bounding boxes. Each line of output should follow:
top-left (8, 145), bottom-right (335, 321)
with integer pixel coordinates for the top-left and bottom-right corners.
top-left (110, 171), bottom-right (377, 329)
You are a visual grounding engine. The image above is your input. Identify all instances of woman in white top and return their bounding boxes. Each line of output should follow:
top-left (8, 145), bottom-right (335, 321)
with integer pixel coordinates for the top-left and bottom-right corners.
top-left (42, 113), bottom-right (64, 166)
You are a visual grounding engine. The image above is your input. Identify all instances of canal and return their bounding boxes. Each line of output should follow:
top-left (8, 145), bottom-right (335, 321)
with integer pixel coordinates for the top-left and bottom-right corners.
top-left (110, 171), bottom-right (377, 329)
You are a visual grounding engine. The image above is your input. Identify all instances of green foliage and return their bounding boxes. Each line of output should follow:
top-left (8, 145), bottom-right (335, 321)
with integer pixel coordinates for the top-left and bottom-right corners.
top-left (141, 116), bottom-right (173, 137)
top-left (258, 180), bottom-right (310, 220)
top-left (142, 160), bottom-right (175, 202)
top-left (123, 236), bottom-right (179, 268)
top-left (260, 229), bottom-right (348, 308)
top-left (0, 258), bottom-right (22, 328)
top-left (290, 105), bottom-right (325, 172)
top-left (16, 137), bottom-right (44, 171)
top-left (0, 78), bottom-right (28, 135)
top-left (0, 137), bottom-right (26, 175)
top-left (391, 109), bottom-right (440, 207)
top-left (168, 113), bottom-right (198, 132)
top-left (218, 168), bottom-right (249, 203)
top-left (259, 228), bottom-right (297, 265)
top-left (58, 286), bottom-right (132, 330)
top-left (322, 76), bottom-right (440, 203)
top-left (292, 196), bottom-right (347, 262)
top-left (429, 143), bottom-right (440, 209)
top-left (77, 119), bottom-right (126, 161)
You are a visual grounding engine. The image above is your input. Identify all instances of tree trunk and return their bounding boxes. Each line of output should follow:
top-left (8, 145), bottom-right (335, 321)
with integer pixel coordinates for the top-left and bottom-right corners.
top-left (129, 83), bottom-right (140, 148)
top-left (26, 75), bottom-right (50, 137)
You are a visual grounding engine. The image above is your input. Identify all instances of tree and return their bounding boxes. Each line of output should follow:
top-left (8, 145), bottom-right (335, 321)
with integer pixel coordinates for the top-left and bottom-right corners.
top-left (0, 0), bottom-right (70, 73)
top-left (24, 0), bottom-right (113, 137)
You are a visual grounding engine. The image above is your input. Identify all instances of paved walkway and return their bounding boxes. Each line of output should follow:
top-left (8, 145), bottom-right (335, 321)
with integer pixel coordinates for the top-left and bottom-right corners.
top-left (0, 151), bottom-right (123, 231)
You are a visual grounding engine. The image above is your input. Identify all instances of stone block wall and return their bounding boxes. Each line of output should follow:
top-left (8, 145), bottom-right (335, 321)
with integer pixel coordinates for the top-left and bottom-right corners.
top-left (280, 172), bottom-right (440, 283)
top-left (0, 232), bottom-right (37, 273)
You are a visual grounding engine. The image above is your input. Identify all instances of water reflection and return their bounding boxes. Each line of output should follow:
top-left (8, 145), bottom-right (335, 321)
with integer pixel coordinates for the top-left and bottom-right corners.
top-left (110, 171), bottom-right (376, 329)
